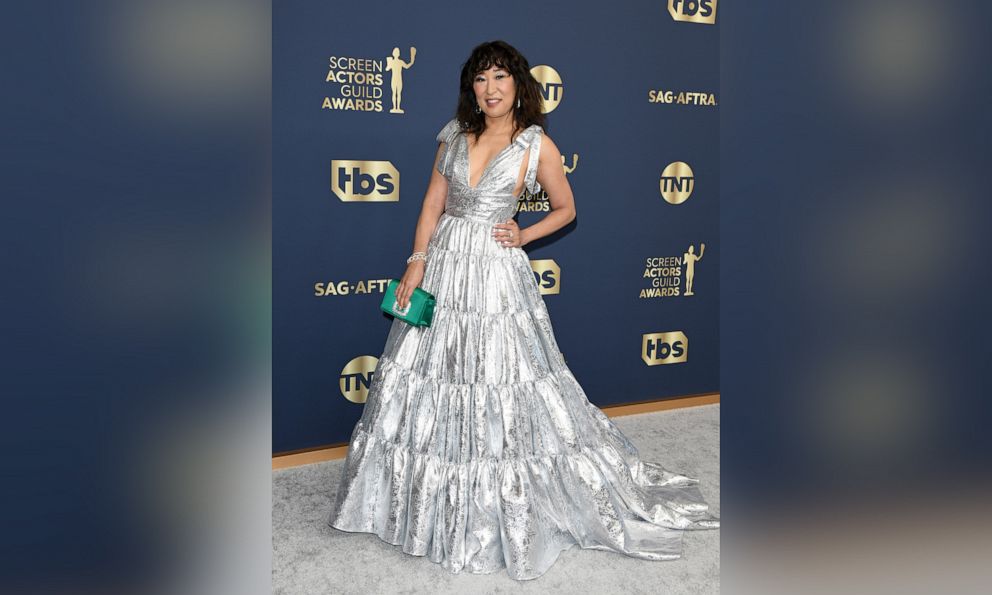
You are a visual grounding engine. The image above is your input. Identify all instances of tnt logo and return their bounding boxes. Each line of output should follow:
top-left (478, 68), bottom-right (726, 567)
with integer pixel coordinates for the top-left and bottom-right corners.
top-left (529, 259), bottom-right (560, 295)
top-left (529, 65), bottom-right (564, 113)
top-left (668, 0), bottom-right (717, 24)
top-left (642, 331), bottom-right (688, 365)
top-left (660, 161), bottom-right (695, 204)
top-left (331, 159), bottom-right (399, 202)
top-left (339, 355), bottom-right (379, 403)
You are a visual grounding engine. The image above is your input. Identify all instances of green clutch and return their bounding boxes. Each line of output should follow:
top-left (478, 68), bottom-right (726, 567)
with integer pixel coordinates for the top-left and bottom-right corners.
top-left (380, 279), bottom-right (436, 327)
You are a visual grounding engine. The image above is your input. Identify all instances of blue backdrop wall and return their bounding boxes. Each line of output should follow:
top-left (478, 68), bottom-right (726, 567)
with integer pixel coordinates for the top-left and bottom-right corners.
top-left (273, 0), bottom-right (720, 454)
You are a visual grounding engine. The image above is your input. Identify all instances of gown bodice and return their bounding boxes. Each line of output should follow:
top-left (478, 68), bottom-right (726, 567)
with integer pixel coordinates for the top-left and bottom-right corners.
top-left (434, 117), bottom-right (544, 225)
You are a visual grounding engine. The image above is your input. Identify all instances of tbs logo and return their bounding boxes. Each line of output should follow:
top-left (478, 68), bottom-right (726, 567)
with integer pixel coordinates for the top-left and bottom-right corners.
top-left (529, 259), bottom-right (561, 295)
top-left (331, 160), bottom-right (399, 202)
top-left (642, 331), bottom-right (688, 365)
top-left (668, 0), bottom-right (717, 25)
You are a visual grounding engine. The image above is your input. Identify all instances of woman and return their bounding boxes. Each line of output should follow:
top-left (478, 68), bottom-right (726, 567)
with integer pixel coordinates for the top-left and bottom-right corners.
top-left (328, 40), bottom-right (719, 581)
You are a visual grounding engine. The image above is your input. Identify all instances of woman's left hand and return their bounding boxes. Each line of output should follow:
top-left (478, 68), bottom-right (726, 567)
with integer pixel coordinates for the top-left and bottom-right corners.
top-left (492, 218), bottom-right (523, 248)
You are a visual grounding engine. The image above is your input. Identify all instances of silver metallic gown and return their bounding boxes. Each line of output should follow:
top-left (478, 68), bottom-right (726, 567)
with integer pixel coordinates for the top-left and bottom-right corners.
top-left (327, 117), bottom-right (719, 580)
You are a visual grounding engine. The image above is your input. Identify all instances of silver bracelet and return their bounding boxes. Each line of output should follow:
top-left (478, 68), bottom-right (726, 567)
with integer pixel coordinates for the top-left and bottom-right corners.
top-left (406, 251), bottom-right (427, 264)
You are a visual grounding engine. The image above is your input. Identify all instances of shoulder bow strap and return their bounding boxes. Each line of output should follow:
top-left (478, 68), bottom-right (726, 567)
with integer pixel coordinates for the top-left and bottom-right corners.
top-left (435, 117), bottom-right (461, 178)
top-left (522, 125), bottom-right (544, 195)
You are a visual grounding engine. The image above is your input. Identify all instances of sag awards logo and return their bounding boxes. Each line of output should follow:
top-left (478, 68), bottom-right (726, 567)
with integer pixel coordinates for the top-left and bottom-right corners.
top-left (642, 331), bottom-right (688, 365)
top-left (647, 88), bottom-right (718, 106)
top-left (323, 47), bottom-right (417, 113)
top-left (530, 65), bottom-right (564, 113)
top-left (668, 0), bottom-right (718, 24)
top-left (330, 160), bottom-right (399, 202)
top-left (529, 259), bottom-right (560, 295)
top-left (517, 151), bottom-right (578, 212)
top-left (640, 243), bottom-right (706, 298)
top-left (340, 356), bottom-right (378, 403)
top-left (660, 161), bottom-right (694, 204)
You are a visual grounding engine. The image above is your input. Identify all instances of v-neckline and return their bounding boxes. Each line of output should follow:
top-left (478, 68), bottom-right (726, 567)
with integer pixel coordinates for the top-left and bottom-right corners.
top-left (463, 128), bottom-right (526, 189)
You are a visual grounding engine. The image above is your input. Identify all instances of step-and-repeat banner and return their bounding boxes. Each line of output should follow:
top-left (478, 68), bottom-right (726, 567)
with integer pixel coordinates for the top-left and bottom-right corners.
top-left (273, 0), bottom-right (719, 454)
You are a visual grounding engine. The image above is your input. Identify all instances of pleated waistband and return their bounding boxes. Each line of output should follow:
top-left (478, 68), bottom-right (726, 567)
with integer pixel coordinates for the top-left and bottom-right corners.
top-left (442, 210), bottom-right (515, 226)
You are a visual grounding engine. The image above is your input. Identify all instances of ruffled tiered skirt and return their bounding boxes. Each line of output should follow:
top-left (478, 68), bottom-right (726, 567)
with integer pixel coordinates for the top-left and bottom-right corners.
top-left (327, 211), bottom-right (719, 580)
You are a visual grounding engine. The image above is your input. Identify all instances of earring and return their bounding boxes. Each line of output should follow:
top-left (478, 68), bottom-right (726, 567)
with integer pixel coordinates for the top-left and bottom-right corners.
top-left (475, 104), bottom-right (481, 113)
top-left (517, 98), bottom-right (521, 108)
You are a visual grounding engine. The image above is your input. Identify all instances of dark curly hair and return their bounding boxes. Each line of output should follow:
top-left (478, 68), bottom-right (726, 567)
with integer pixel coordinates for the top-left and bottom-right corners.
top-left (454, 40), bottom-right (546, 142)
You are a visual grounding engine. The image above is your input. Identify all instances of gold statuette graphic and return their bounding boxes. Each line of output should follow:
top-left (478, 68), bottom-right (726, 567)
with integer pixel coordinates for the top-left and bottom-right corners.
top-left (642, 331), bottom-right (688, 365)
top-left (683, 243), bottom-right (705, 296)
top-left (386, 46), bottom-right (416, 114)
top-left (561, 153), bottom-right (578, 174)
top-left (339, 356), bottom-right (378, 403)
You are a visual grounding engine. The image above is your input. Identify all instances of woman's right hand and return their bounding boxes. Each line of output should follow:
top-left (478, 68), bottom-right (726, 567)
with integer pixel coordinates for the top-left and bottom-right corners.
top-left (395, 261), bottom-right (425, 310)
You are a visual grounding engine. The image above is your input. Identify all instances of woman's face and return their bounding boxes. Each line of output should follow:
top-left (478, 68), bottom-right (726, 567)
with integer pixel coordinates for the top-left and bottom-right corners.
top-left (472, 64), bottom-right (516, 118)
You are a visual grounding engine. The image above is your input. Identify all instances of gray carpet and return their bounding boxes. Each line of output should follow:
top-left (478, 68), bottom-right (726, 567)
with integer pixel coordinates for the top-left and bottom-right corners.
top-left (273, 403), bottom-right (720, 594)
